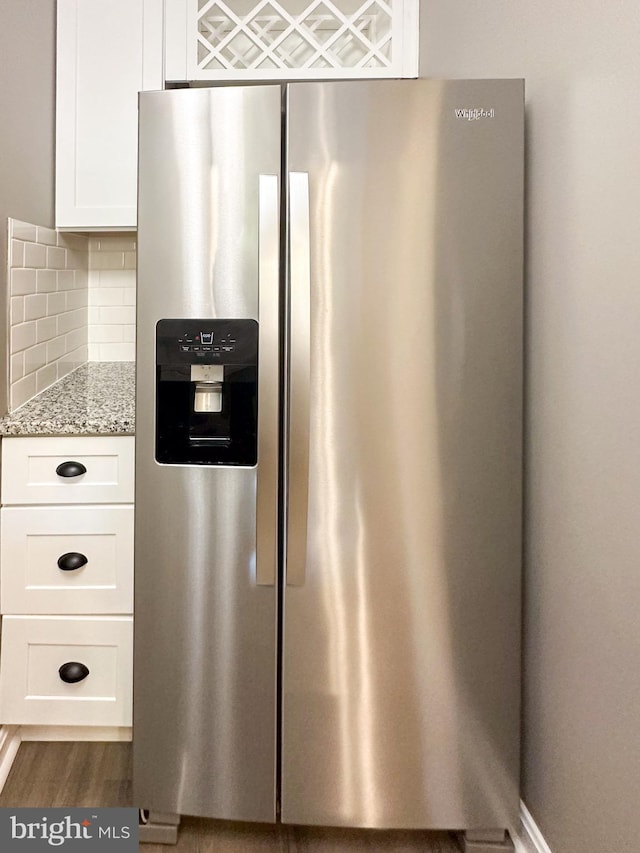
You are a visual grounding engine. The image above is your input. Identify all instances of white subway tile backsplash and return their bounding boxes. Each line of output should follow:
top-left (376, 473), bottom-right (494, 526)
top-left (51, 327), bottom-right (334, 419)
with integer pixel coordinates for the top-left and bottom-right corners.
top-left (97, 342), bottom-right (136, 361)
top-left (90, 288), bottom-right (124, 307)
top-left (98, 306), bottom-right (136, 325)
top-left (36, 226), bottom-right (58, 247)
top-left (87, 235), bottom-right (137, 363)
top-left (36, 363), bottom-right (58, 394)
top-left (47, 245), bottom-right (66, 270)
top-left (24, 242), bottom-right (47, 269)
top-left (90, 236), bottom-right (136, 252)
top-left (58, 233), bottom-right (89, 252)
top-left (57, 346), bottom-right (87, 379)
top-left (66, 289), bottom-right (88, 310)
top-left (91, 251), bottom-right (125, 270)
top-left (24, 294), bottom-right (48, 321)
top-left (24, 343), bottom-right (47, 376)
top-left (66, 328), bottom-right (87, 352)
top-left (47, 292), bottom-right (67, 315)
top-left (96, 269), bottom-right (135, 288)
top-left (8, 220), bottom-right (137, 411)
top-left (57, 270), bottom-right (75, 290)
top-left (11, 373), bottom-right (37, 411)
top-left (93, 325), bottom-right (124, 343)
top-left (36, 269), bottom-right (58, 293)
top-left (10, 220), bottom-right (37, 242)
top-left (11, 240), bottom-right (24, 268)
top-left (46, 337), bottom-right (67, 363)
top-left (36, 316), bottom-right (58, 343)
top-left (8, 218), bottom-right (89, 410)
top-left (64, 251), bottom-right (85, 273)
top-left (11, 352), bottom-right (24, 383)
top-left (11, 296), bottom-right (25, 325)
top-left (11, 322), bottom-right (37, 353)
top-left (12, 269), bottom-right (37, 295)
top-left (57, 308), bottom-right (85, 335)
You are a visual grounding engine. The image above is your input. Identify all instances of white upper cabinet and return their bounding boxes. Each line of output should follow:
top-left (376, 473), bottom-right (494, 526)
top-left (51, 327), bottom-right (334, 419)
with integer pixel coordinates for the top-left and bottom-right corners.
top-left (56, 0), bottom-right (163, 230)
top-left (55, 0), bottom-right (418, 228)
top-left (164, 0), bottom-right (419, 82)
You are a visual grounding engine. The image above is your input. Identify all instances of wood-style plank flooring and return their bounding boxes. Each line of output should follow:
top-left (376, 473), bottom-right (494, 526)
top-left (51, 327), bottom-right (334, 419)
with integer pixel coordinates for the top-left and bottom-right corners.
top-left (0, 743), bottom-right (533, 852)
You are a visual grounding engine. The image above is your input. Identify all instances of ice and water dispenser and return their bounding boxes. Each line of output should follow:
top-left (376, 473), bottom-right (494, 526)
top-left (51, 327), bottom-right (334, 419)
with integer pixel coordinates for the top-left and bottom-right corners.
top-left (155, 319), bottom-right (258, 466)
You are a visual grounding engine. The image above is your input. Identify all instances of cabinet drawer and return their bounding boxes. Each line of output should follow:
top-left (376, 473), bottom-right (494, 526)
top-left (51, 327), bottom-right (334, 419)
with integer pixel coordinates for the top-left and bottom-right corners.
top-left (1, 437), bottom-right (134, 505)
top-left (0, 616), bottom-right (132, 726)
top-left (1, 506), bottom-right (133, 614)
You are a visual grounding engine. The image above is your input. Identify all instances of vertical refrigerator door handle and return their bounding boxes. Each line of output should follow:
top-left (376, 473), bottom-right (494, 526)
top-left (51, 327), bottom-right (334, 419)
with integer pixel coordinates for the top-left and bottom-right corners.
top-left (256, 174), bottom-right (279, 586)
top-left (286, 172), bottom-right (311, 586)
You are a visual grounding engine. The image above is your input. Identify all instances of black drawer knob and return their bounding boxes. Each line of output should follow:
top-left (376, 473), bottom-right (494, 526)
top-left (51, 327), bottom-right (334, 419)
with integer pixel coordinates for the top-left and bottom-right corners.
top-left (58, 662), bottom-right (90, 684)
top-left (57, 552), bottom-right (88, 571)
top-left (56, 460), bottom-right (87, 478)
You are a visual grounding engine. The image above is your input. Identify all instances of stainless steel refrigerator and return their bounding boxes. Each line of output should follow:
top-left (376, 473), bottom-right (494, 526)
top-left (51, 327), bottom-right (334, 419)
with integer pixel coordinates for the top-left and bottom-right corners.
top-left (134, 79), bottom-right (524, 843)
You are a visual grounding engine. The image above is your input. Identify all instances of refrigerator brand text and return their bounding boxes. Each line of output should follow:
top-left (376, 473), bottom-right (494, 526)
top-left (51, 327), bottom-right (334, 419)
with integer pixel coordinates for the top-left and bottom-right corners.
top-left (455, 107), bottom-right (495, 120)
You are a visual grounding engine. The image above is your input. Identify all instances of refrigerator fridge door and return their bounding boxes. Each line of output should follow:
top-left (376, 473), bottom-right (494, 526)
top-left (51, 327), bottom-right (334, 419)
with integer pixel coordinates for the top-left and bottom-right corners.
top-left (282, 79), bottom-right (524, 830)
top-left (134, 86), bottom-right (281, 822)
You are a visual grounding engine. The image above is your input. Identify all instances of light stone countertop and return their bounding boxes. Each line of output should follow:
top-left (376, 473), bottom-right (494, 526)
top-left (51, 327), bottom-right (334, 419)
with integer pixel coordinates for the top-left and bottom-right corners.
top-left (0, 362), bottom-right (135, 436)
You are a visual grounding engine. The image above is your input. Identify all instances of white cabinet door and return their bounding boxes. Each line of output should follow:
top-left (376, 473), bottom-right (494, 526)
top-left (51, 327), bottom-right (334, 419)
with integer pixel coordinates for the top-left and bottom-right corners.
top-left (1, 506), bottom-right (134, 615)
top-left (1, 436), bottom-right (135, 506)
top-left (56, 0), bottom-right (163, 229)
top-left (0, 616), bottom-right (133, 726)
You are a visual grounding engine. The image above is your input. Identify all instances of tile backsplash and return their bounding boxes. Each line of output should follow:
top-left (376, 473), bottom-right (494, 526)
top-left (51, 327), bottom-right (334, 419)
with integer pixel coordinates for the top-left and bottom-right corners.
top-left (88, 235), bottom-right (136, 362)
top-left (8, 219), bottom-right (89, 411)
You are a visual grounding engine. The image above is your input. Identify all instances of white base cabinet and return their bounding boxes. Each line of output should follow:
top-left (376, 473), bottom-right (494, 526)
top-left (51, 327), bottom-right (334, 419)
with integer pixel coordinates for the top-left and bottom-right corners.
top-left (56, 0), bottom-right (163, 229)
top-left (1, 506), bottom-right (134, 615)
top-left (1, 436), bottom-right (134, 505)
top-left (0, 437), bottom-right (135, 734)
top-left (0, 616), bottom-right (133, 727)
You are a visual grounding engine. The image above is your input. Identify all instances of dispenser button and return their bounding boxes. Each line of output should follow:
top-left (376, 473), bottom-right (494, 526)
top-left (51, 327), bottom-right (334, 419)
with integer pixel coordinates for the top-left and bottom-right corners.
top-left (222, 346), bottom-right (234, 352)
top-left (180, 346), bottom-right (190, 352)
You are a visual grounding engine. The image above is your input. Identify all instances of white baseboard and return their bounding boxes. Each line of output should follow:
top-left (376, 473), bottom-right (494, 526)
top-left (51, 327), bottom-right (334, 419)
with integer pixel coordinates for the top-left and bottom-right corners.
top-left (0, 726), bottom-right (21, 792)
top-left (520, 801), bottom-right (553, 853)
top-left (20, 726), bottom-right (132, 742)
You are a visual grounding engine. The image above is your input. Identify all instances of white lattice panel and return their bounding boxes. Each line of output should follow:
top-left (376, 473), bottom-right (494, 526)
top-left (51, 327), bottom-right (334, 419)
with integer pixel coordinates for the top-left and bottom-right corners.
top-left (165, 0), bottom-right (418, 80)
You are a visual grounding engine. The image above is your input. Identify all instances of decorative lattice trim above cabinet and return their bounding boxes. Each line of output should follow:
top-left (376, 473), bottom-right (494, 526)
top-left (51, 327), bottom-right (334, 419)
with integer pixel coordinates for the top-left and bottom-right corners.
top-left (165, 0), bottom-right (419, 81)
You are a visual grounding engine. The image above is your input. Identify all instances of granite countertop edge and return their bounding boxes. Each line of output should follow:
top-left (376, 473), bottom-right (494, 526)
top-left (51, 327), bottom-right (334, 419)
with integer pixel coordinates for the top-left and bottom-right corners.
top-left (0, 363), bottom-right (136, 438)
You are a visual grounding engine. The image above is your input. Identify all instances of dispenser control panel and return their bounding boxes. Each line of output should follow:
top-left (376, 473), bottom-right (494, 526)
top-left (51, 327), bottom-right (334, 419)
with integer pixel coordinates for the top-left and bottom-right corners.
top-left (157, 319), bottom-right (257, 365)
top-left (178, 330), bottom-right (236, 354)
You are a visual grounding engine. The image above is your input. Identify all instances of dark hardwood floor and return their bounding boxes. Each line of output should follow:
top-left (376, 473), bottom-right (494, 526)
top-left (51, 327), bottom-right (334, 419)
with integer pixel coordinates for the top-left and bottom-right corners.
top-left (0, 741), bottom-right (132, 808)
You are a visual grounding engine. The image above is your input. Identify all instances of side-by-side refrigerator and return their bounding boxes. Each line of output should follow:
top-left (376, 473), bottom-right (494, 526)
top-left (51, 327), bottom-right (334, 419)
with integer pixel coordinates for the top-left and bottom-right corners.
top-left (134, 79), bottom-right (524, 838)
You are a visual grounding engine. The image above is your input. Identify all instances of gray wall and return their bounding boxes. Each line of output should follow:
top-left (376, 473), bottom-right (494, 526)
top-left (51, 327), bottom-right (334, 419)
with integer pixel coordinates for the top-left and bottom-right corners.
top-left (0, 1), bottom-right (56, 414)
top-left (421, 3), bottom-right (640, 852)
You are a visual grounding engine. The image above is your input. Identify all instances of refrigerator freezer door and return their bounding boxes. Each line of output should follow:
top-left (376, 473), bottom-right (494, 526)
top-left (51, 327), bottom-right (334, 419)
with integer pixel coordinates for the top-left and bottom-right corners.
top-left (134, 86), bottom-right (281, 822)
top-left (282, 80), bottom-right (524, 829)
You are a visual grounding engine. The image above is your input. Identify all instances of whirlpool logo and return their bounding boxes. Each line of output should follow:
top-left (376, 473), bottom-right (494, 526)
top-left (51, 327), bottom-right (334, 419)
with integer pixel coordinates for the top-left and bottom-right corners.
top-left (455, 107), bottom-right (496, 120)
top-left (0, 808), bottom-right (138, 850)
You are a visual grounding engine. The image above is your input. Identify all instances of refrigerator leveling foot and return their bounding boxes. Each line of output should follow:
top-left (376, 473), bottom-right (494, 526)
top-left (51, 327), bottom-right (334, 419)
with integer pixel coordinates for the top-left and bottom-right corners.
top-left (139, 811), bottom-right (180, 845)
top-left (460, 828), bottom-right (515, 852)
